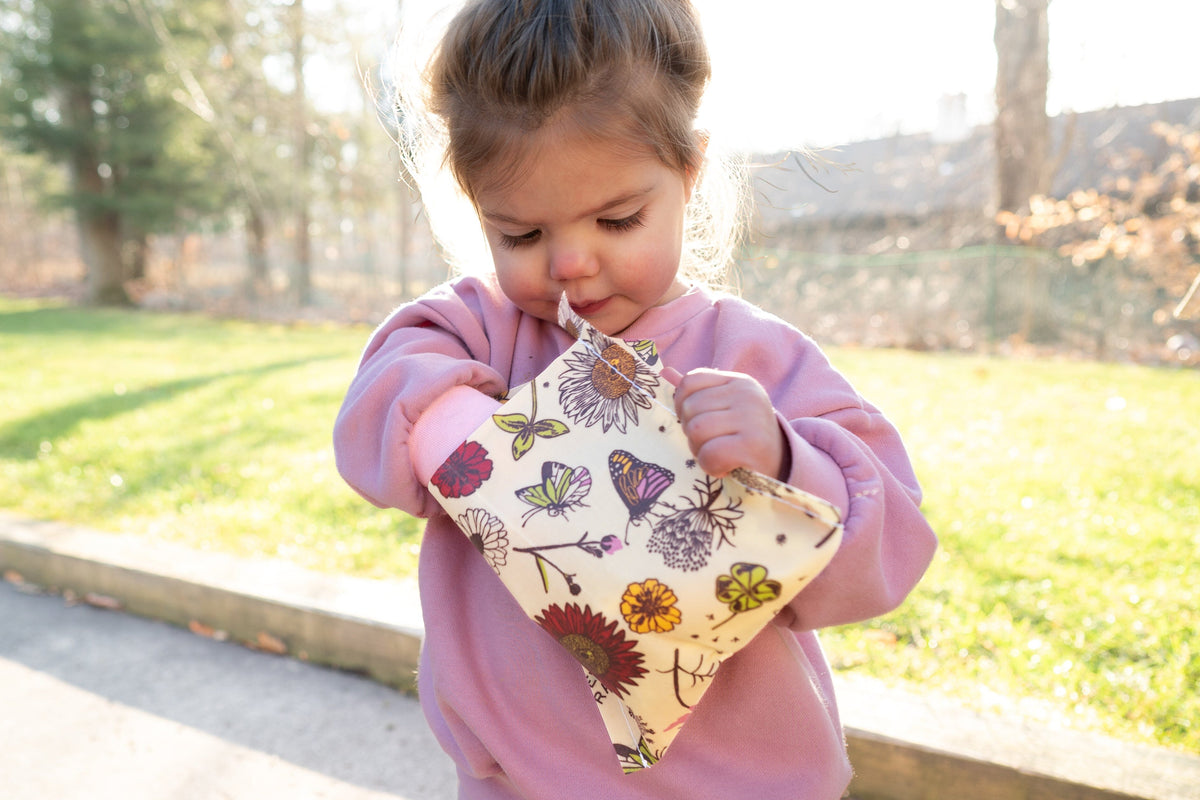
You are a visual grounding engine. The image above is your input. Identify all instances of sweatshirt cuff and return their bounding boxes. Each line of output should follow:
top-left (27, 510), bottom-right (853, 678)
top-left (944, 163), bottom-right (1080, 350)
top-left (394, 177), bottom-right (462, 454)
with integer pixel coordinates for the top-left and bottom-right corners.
top-left (781, 418), bottom-right (851, 520)
top-left (411, 385), bottom-right (503, 485)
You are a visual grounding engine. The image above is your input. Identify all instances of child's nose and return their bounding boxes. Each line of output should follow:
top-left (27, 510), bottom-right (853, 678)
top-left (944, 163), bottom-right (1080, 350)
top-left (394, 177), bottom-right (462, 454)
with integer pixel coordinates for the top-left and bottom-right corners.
top-left (548, 243), bottom-right (598, 281)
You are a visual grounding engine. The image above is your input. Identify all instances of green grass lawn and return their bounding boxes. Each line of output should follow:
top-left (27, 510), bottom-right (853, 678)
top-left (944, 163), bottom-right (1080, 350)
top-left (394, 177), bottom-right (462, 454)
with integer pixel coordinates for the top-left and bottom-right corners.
top-left (823, 348), bottom-right (1198, 754)
top-left (0, 297), bottom-right (421, 578)
top-left (2, 296), bottom-right (1196, 754)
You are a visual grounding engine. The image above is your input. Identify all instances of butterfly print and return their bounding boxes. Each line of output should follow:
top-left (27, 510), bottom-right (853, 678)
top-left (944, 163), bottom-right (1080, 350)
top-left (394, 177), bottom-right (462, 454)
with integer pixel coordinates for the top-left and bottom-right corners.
top-left (515, 461), bottom-right (591, 524)
top-left (629, 338), bottom-right (660, 366)
top-left (615, 736), bottom-right (661, 773)
top-left (608, 449), bottom-right (674, 540)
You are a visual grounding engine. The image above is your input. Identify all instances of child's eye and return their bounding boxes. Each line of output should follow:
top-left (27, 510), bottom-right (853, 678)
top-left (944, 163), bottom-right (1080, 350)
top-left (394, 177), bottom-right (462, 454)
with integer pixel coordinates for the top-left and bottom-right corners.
top-left (600, 210), bottom-right (645, 233)
top-left (498, 229), bottom-right (541, 249)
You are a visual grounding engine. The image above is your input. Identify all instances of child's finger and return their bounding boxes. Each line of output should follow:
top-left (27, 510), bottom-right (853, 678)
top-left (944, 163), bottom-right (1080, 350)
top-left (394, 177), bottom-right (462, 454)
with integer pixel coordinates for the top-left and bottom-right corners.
top-left (673, 369), bottom-right (755, 418)
top-left (660, 366), bottom-right (683, 387)
top-left (673, 367), bottom-right (731, 391)
top-left (670, 367), bottom-right (729, 410)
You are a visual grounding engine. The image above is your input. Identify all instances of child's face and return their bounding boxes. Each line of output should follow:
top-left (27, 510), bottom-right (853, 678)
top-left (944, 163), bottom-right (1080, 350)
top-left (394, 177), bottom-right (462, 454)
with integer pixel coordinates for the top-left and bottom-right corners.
top-left (473, 128), bottom-right (693, 336)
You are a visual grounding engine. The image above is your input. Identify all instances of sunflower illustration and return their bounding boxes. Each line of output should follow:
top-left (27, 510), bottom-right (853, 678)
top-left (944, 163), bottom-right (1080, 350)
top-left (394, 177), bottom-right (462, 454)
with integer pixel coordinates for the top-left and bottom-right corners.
top-left (430, 440), bottom-right (493, 498)
top-left (535, 603), bottom-right (647, 698)
top-left (557, 333), bottom-right (659, 434)
top-left (621, 578), bottom-right (682, 634)
top-left (455, 508), bottom-right (508, 573)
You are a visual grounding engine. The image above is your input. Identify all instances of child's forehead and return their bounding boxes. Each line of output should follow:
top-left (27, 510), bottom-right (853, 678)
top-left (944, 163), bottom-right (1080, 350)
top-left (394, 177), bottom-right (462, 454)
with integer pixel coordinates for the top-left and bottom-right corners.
top-left (474, 133), bottom-right (670, 224)
top-left (471, 119), bottom-right (670, 199)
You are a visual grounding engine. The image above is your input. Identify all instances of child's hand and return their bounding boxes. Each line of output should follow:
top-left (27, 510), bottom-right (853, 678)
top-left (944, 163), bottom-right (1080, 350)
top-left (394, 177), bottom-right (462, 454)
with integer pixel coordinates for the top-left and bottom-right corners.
top-left (663, 367), bottom-right (789, 480)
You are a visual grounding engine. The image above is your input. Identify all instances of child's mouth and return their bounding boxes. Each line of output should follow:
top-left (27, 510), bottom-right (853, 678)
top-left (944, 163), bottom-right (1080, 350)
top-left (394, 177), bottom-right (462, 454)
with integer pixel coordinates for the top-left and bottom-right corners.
top-left (570, 297), bottom-right (610, 316)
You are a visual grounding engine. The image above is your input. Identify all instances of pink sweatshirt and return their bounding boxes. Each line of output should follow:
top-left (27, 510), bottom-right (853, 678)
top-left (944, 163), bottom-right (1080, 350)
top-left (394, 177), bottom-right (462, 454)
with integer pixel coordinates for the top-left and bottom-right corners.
top-left (334, 274), bottom-right (937, 799)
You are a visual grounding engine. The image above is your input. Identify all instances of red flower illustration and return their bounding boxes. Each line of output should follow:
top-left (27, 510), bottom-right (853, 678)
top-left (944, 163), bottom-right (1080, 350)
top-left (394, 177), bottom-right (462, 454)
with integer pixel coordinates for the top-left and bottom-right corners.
top-left (535, 603), bottom-right (647, 699)
top-left (431, 440), bottom-right (493, 498)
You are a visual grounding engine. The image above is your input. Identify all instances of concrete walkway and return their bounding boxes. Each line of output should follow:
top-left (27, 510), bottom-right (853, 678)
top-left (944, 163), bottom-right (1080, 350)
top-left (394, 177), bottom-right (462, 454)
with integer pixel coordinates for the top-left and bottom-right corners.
top-left (0, 579), bottom-right (456, 800)
top-left (2, 511), bottom-right (1197, 800)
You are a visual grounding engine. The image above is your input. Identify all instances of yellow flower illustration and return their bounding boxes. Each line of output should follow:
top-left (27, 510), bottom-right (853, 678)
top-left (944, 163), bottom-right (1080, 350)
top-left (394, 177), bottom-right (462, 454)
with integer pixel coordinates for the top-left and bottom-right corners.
top-left (621, 578), bottom-right (682, 634)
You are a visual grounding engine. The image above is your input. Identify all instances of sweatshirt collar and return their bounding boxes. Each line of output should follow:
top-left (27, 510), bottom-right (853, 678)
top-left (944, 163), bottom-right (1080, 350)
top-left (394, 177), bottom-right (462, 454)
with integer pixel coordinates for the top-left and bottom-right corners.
top-left (620, 283), bottom-right (713, 340)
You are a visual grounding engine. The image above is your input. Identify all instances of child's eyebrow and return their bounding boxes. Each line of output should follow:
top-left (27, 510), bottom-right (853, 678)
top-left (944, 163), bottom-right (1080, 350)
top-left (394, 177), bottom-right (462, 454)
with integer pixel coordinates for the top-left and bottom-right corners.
top-left (481, 186), bottom-right (655, 227)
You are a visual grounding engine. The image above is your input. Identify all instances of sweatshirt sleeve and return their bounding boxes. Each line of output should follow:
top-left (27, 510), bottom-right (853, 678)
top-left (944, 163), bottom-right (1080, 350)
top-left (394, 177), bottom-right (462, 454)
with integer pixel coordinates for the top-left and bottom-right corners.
top-left (333, 280), bottom-right (511, 518)
top-left (780, 399), bottom-right (935, 630)
top-left (706, 301), bottom-right (937, 631)
top-left (410, 385), bottom-right (504, 485)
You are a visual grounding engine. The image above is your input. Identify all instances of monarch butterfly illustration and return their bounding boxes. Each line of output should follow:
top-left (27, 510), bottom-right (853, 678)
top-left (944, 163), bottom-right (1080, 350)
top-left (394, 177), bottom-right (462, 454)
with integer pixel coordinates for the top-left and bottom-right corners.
top-left (608, 449), bottom-right (674, 540)
top-left (515, 461), bottom-right (591, 524)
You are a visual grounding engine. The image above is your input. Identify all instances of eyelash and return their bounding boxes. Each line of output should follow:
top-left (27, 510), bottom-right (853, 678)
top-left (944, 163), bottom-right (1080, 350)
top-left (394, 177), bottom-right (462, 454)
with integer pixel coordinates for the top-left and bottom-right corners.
top-left (602, 210), bottom-right (646, 233)
top-left (497, 210), bottom-right (646, 250)
top-left (498, 230), bottom-right (540, 250)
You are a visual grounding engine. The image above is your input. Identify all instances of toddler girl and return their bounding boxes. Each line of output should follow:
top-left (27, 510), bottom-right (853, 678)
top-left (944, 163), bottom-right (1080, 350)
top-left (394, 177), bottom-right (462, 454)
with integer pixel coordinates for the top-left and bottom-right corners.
top-left (335, 1), bottom-right (937, 797)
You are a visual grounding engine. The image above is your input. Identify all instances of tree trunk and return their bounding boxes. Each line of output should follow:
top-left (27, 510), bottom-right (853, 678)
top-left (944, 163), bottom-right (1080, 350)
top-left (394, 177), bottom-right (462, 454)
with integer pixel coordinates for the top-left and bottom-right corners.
top-left (995, 0), bottom-right (1050, 342)
top-left (79, 209), bottom-right (130, 306)
top-left (126, 230), bottom-right (149, 282)
top-left (245, 205), bottom-right (271, 299)
top-left (290, 0), bottom-right (313, 305)
top-left (68, 82), bottom-right (131, 306)
top-left (993, 0), bottom-right (1050, 215)
top-left (295, 204), bottom-right (312, 303)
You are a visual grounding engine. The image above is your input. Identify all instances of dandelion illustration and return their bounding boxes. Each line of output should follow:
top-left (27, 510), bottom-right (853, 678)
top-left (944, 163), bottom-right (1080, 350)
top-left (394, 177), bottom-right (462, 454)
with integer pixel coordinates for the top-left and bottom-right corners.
top-left (647, 476), bottom-right (744, 571)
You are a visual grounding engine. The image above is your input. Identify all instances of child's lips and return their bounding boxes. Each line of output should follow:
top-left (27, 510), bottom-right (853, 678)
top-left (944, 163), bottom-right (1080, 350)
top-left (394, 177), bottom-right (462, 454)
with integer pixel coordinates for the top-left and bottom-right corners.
top-left (570, 297), bottom-right (610, 316)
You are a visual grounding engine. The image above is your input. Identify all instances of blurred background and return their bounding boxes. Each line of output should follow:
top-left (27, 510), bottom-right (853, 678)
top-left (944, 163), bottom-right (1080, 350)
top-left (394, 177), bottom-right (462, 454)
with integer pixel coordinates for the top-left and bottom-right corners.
top-left (1, 0), bottom-right (1198, 361)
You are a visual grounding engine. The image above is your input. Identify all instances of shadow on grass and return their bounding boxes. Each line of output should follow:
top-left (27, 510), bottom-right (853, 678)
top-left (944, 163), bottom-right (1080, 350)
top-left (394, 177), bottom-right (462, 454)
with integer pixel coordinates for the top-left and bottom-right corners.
top-left (0, 354), bottom-right (344, 460)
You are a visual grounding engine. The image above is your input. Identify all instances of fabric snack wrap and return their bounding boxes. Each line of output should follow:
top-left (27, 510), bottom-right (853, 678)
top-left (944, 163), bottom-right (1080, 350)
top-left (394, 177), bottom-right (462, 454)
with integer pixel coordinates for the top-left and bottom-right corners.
top-left (427, 296), bottom-right (843, 772)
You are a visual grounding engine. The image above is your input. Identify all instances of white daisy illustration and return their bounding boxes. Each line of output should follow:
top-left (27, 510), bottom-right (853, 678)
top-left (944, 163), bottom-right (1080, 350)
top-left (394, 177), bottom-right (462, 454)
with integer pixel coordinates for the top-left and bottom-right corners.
top-left (557, 331), bottom-right (660, 433)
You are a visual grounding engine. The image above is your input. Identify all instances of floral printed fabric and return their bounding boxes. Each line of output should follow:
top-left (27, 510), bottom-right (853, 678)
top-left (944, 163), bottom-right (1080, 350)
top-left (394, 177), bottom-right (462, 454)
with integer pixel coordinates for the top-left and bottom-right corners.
top-left (428, 296), bottom-right (844, 772)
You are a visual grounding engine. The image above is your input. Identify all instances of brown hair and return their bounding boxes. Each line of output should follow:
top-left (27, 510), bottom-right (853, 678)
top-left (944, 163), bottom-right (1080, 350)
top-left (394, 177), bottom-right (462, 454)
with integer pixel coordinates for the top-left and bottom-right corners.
top-left (391, 0), bottom-right (747, 285)
top-left (427, 0), bottom-right (712, 199)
